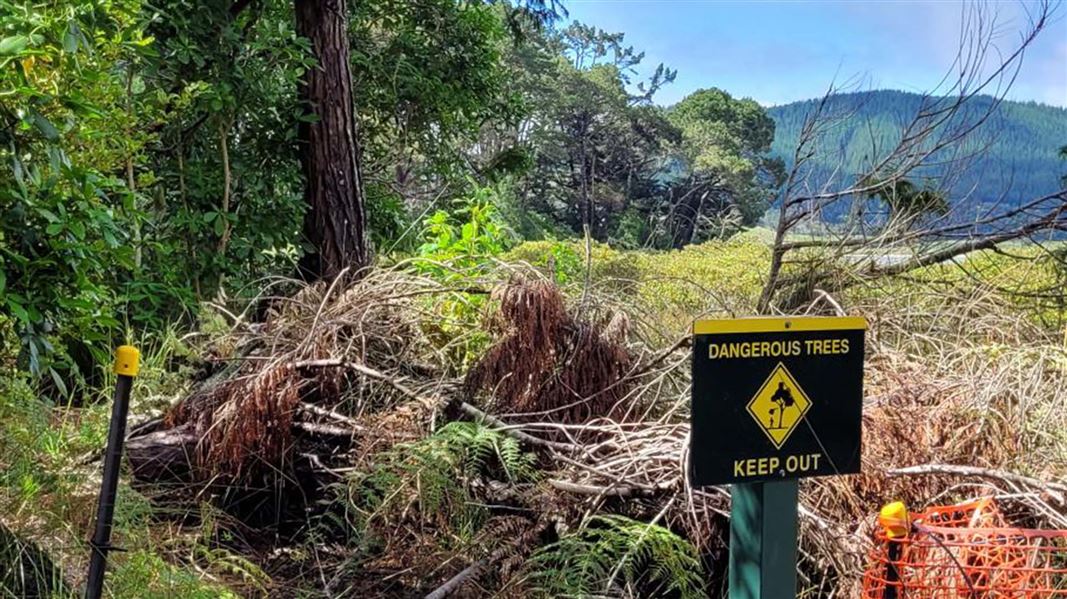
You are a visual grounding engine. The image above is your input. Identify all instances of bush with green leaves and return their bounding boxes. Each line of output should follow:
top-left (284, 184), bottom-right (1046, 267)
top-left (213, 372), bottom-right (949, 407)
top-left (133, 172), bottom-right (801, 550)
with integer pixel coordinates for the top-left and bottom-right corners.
top-left (416, 183), bottom-right (517, 273)
top-left (0, 0), bottom-right (154, 383)
top-left (526, 514), bottom-right (708, 598)
top-left (505, 239), bottom-right (641, 288)
top-left (414, 184), bottom-right (519, 369)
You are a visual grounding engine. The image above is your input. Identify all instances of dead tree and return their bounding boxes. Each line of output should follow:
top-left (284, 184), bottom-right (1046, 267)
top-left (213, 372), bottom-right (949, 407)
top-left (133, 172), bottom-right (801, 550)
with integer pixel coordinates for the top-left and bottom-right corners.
top-left (758, 1), bottom-right (1066, 313)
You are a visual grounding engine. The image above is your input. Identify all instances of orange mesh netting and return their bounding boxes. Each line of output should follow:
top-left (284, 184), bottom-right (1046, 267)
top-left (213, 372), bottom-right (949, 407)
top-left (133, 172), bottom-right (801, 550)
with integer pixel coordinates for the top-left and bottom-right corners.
top-left (862, 499), bottom-right (1067, 598)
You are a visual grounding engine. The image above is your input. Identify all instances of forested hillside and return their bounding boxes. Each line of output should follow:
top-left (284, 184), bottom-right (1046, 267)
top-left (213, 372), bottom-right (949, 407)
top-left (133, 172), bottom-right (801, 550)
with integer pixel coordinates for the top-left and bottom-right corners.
top-left (768, 90), bottom-right (1067, 211)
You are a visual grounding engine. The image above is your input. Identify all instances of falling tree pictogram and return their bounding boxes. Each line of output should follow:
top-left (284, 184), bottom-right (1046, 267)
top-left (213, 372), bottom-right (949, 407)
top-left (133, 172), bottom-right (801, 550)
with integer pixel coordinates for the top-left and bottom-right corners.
top-left (769, 381), bottom-right (795, 429)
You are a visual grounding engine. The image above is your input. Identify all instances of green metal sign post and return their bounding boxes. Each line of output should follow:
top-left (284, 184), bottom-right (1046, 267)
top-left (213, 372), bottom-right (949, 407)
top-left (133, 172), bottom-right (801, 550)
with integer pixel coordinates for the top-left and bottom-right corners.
top-left (729, 480), bottom-right (799, 599)
top-left (689, 317), bottom-right (866, 599)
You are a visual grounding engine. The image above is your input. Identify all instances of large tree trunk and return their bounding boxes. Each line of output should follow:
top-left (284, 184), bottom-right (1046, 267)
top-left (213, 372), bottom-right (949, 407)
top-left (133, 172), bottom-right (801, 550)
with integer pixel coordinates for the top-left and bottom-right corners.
top-left (295, 0), bottom-right (369, 281)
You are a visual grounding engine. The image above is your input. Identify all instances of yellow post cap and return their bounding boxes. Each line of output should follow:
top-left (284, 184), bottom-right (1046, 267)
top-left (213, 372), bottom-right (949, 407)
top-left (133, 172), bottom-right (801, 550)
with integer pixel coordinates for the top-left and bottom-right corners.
top-left (878, 501), bottom-right (910, 539)
top-left (114, 345), bottom-right (140, 377)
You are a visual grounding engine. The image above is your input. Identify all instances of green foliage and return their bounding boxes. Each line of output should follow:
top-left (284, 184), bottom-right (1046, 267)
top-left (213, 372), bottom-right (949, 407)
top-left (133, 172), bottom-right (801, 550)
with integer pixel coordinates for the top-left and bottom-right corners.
top-left (142, 0), bottom-right (311, 297)
top-left (634, 231), bottom-right (771, 322)
top-left (0, 330), bottom-right (235, 598)
top-left (414, 184), bottom-right (518, 369)
top-left (0, 334), bottom-right (153, 505)
top-left (505, 239), bottom-right (641, 288)
top-left (339, 421), bottom-right (536, 553)
top-left (0, 520), bottom-right (71, 598)
top-left (351, 0), bottom-right (517, 180)
top-left (417, 183), bottom-right (516, 272)
top-left (0, 0), bottom-right (152, 381)
top-left (526, 514), bottom-right (707, 598)
top-left (851, 244), bottom-right (1067, 329)
top-left (106, 550), bottom-right (242, 599)
top-left (1, 0), bottom-right (527, 381)
top-left (187, 504), bottom-right (271, 599)
top-left (500, 19), bottom-right (681, 241)
top-left (642, 88), bottom-right (785, 248)
top-left (508, 231), bottom-right (771, 328)
top-left (1060, 144), bottom-right (1067, 186)
top-left (670, 87), bottom-right (775, 169)
top-left (501, 24), bottom-right (784, 248)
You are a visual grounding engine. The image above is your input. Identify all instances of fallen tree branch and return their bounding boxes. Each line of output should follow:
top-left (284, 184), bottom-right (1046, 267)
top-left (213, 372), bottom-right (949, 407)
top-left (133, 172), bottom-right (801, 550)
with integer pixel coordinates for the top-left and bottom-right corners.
top-left (297, 358), bottom-right (583, 454)
top-left (293, 421), bottom-right (358, 438)
top-left (459, 402), bottom-right (580, 453)
top-left (887, 463), bottom-right (1066, 504)
top-left (127, 423), bottom-right (197, 481)
top-left (294, 358), bottom-right (440, 409)
top-left (299, 402), bottom-right (364, 431)
top-left (631, 333), bottom-right (692, 378)
top-left (423, 558), bottom-right (488, 599)
top-left (548, 478), bottom-right (675, 498)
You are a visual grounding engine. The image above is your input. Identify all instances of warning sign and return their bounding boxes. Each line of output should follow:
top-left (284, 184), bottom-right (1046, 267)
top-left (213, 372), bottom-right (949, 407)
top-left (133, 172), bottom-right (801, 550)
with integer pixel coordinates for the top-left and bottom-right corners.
top-left (689, 317), bottom-right (866, 486)
top-left (746, 363), bottom-right (810, 449)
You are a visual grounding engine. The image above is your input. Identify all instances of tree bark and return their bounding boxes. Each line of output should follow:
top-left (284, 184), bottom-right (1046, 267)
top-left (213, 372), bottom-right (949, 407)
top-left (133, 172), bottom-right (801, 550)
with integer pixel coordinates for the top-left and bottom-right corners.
top-left (295, 0), bottom-right (369, 281)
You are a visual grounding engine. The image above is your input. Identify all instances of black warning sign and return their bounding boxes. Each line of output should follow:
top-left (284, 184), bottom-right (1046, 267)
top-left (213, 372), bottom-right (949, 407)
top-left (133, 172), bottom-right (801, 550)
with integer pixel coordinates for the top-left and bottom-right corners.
top-left (689, 317), bottom-right (866, 486)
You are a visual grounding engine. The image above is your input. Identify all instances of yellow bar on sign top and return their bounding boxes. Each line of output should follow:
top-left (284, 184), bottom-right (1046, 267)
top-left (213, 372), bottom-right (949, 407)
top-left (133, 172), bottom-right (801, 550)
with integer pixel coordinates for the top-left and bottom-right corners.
top-left (693, 316), bottom-right (867, 335)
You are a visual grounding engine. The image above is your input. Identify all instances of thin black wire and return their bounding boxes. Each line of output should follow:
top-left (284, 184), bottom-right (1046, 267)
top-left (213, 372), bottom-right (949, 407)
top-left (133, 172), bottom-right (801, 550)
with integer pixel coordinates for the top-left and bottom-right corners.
top-left (912, 522), bottom-right (979, 599)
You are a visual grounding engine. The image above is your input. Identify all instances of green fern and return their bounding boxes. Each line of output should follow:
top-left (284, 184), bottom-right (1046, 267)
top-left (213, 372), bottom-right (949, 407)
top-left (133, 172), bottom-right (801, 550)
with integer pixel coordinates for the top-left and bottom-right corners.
top-left (434, 420), bottom-right (539, 483)
top-left (339, 421), bottom-right (537, 548)
top-left (526, 515), bottom-right (707, 598)
top-left (191, 545), bottom-right (271, 596)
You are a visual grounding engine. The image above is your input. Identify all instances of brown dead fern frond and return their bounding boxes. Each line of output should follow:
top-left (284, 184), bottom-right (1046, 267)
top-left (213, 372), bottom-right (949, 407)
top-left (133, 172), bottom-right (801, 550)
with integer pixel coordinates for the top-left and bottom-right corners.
top-left (197, 362), bottom-right (301, 481)
top-left (465, 277), bottom-right (635, 423)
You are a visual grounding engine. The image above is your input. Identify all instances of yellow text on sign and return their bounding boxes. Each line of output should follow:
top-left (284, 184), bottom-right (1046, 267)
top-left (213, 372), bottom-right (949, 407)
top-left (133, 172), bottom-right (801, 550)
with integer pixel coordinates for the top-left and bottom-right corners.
top-left (746, 362), bottom-right (811, 449)
top-left (707, 337), bottom-right (850, 360)
top-left (732, 453), bottom-right (823, 478)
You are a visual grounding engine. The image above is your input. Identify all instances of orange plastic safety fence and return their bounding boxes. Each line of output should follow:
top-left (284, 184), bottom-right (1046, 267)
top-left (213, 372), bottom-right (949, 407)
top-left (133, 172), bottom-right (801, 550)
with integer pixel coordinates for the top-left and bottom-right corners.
top-left (862, 500), bottom-right (1067, 598)
top-left (920, 498), bottom-right (1006, 529)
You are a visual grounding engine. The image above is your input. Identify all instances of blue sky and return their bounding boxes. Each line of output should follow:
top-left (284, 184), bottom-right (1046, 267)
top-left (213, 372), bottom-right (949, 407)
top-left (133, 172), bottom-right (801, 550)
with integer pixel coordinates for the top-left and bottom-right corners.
top-left (563, 1), bottom-right (1067, 107)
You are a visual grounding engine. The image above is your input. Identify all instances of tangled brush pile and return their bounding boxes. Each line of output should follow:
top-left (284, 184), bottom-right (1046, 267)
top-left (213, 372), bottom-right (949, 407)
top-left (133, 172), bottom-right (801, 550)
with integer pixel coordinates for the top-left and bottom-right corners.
top-left (159, 268), bottom-right (444, 486)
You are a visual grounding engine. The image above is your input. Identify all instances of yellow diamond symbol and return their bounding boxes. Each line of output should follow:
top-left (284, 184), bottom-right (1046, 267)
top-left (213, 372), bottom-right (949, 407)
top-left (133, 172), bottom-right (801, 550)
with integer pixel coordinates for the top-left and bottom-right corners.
top-left (746, 363), bottom-right (811, 449)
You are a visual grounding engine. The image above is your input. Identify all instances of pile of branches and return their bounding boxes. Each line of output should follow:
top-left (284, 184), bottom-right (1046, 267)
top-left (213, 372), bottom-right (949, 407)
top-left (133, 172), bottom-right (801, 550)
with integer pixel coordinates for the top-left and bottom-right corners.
top-left (127, 268), bottom-right (449, 496)
top-left (127, 268), bottom-right (1067, 597)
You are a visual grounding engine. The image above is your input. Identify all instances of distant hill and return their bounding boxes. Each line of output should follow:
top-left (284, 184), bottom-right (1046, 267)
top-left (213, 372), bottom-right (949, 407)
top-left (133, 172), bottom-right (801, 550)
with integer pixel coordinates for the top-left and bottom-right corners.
top-left (766, 90), bottom-right (1067, 213)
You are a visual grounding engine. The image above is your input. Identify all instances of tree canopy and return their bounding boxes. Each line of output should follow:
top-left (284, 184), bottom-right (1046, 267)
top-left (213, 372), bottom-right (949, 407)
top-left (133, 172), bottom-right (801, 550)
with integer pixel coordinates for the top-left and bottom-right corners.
top-left (1, 0), bottom-right (1063, 385)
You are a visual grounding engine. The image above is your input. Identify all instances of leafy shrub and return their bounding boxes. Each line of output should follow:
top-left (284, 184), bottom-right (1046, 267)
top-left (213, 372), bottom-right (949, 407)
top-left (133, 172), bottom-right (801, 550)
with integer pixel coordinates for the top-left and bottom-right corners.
top-left (634, 231), bottom-right (770, 326)
top-left (415, 184), bottom-right (519, 369)
top-left (0, 1), bottom-right (187, 386)
top-left (505, 239), bottom-right (641, 288)
top-left (416, 183), bottom-right (516, 273)
top-left (507, 231), bottom-right (769, 330)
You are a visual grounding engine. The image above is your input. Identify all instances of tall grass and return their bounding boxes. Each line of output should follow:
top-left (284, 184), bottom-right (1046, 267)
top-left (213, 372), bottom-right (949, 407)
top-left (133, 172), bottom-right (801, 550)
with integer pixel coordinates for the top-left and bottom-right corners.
top-left (0, 327), bottom-right (243, 598)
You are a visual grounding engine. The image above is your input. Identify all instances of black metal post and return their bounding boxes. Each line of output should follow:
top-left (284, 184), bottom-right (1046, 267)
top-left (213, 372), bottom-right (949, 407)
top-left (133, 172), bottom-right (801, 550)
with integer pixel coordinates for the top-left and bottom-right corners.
top-left (85, 346), bottom-right (138, 599)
